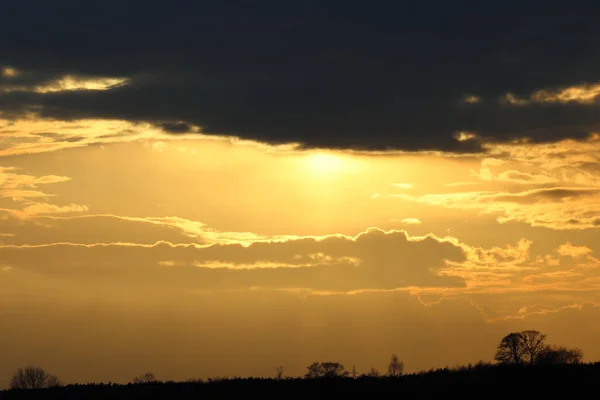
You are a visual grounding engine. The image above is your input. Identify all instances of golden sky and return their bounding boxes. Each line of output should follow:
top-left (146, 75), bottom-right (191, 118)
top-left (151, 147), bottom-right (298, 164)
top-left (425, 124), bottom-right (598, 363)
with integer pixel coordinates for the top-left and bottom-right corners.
top-left (2, 116), bottom-right (600, 386)
top-left (4, 1), bottom-right (600, 385)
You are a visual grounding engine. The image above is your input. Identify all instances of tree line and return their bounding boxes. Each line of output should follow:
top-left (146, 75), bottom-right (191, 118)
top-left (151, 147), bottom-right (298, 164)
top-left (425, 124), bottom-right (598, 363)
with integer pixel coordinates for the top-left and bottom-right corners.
top-left (5, 330), bottom-right (584, 390)
top-left (304, 353), bottom-right (403, 379)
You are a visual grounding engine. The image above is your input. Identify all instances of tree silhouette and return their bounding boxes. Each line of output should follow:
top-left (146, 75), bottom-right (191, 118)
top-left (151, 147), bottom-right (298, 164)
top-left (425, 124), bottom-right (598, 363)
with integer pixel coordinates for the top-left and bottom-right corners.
top-left (387, 353), bottom-right (404, 377)
top-left (304, 362), bottom-right (349, 378)
top-left (10, 366), bottom-right (62, 390)
top-left (367, 367), bottom-right (380, 377)
top-left (495, 330), bottom-right (548, 365)
top-left (321, 362), bottom-right (349, 378)
top-left (275, 366), bottom-right (284, 380)
top-left (537, 345), bottom-right (583, 365)
top-left (132, 372), bottom-right (157, 384)
top-left (305, 362), bottom-right (323, 378)
top-left (494, 332), bottom-right (526, 364)
top-left (521, 330), bottom-right (547, 365)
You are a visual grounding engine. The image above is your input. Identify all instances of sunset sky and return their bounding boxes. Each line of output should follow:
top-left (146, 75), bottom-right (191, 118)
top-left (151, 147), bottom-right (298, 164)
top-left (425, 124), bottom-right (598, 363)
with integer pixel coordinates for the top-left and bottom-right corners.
top-left (2, 0), bottom-right (600, 388)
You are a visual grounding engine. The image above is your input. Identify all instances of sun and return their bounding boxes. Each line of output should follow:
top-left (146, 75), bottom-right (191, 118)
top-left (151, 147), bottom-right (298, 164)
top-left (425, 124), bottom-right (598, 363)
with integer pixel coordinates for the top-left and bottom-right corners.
top-left (297, 150), bottom-right (363, 180)
top-left (305, 152), bottom-right (346, 174)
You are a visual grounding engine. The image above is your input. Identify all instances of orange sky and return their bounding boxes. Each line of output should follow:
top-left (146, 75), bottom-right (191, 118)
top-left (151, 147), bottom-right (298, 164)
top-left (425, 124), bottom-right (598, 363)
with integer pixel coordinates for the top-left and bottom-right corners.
top-left (1, 117), bottom-right (600, 386)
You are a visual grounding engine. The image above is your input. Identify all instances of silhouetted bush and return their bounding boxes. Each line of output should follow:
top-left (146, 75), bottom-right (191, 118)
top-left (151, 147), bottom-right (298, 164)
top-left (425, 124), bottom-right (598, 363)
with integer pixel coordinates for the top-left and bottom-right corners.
top-left (132, 372), bottom-right (158, 384)
top-left (536, 345), bottom-right (583, 365)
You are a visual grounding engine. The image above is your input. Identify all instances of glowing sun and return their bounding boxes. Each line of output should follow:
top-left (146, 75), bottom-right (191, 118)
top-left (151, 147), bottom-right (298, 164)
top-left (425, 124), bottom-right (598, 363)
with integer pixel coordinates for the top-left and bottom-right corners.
top-left (305, 152), bottom-right (347, 175)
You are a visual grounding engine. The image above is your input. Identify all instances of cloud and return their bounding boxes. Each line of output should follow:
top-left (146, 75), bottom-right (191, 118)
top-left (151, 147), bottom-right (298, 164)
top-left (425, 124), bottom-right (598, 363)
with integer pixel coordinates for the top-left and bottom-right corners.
top-left (34, 132), bottom-right (86, 142)
top-left (0, 169), bottom-right (71, 189)
top-left (2, 1), bottom-right (600, 151)
top-left (0, 167), bottom-right (71, 201)
top-left (0, 189), bottom-right (56, 201)
top-left (151, 141), bottom-right (168, 152)
top-left (500, 93), bottom-right (531, 106)
top-left (0, 118), bottom-right (290, 157)
top-left (156, 121), bottom-right (195, 134)
top-left (481, 187), bottom-right (600, 204)
top-left (22, 202), bottom-right (89, 216)
top-left (406, 238), bottom-right (600, 312)
top-left (0, 210), bottom-right (207, 245)
top-left (0, 211), bottom-right (279, 246)
top-left (439, 239), bottom-right (539, 291)
top-left (391, 137), bottom-right (600, 232)
top-left (501, 83), bottom-right (600, 106)
top-left (454, 131), bottom-right (479, 142)
top-left (9, 228), bottom-right (596, 301)
top-left (396, 218), bottom-right (422, 225)
top-left (1, 66), bottom-right (19, 78)
top-left (443, 181), bottom-right (480, 187)
top-left (392, 187), bottom-right (600, 230)
top-left (12, 214), bottom-right (597, 300)
top-left (463, 95), bottom-right (481, 104)
top-left (471, 158), bottom-right (558, 185)
top-left (494, 170), bottom-right (557, 184)
top-left (391, 183), bottom-right (414, 189)
top-left (484, 134), bottom-right (600, 167)
top-left (192, 254), bottom-right (362, 270)
top-left (0, 228), bottom-right (467, 292)
top-left (531, 83), bottom-right (600, 104)
top-left (1, 74), bottom-right (129, 94)
top-left (556, 243), bottom-right (593, 258)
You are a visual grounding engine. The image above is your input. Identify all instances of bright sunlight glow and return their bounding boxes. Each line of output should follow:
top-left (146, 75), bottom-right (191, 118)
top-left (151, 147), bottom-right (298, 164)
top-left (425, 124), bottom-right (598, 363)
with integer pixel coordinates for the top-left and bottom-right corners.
top-left (305, 152), bottom-right (347, 175)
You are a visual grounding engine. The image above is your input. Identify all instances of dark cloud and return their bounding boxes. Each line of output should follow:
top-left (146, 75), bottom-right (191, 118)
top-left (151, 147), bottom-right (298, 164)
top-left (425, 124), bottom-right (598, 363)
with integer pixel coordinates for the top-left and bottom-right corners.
top-left (156, 121), bottom-right (194, 134)
top-left (2, 0), bottom-right (600, 151)
top-left (0, 69), bottom-right (65, 91)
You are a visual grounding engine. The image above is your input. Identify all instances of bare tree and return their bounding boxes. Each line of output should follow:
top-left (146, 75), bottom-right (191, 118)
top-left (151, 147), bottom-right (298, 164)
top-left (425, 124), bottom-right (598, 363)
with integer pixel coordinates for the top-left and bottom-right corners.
top-left (275, 366), bottom-right (284, 380)
top-left (132, 372), bottom-right (157, 384)
top-left (305, 362), bottom-right (323, 379)
top-left (367, 367), bottom-right (380, 377)
top-left (10, 366), bottom-right (62, 390)
top-left (387, 353), bottom-right (404, 377)
top-left (537, 345), bottom-right (583, 365)
top-left (495, 330), bottom-right (549, 365)
top-left (494, 332), bottom-right (526, 364)
top-left (305, 362), bottom-right (348, 378)
top-left (521, 330), bottom-right (547, 365)
top-left (351, 365), bottom-right (357, 379)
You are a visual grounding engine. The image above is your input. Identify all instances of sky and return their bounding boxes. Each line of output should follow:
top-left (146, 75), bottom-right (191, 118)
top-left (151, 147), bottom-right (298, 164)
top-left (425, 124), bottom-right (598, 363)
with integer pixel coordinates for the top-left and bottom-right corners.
top-left (2, 0), bottom-right (600, 387)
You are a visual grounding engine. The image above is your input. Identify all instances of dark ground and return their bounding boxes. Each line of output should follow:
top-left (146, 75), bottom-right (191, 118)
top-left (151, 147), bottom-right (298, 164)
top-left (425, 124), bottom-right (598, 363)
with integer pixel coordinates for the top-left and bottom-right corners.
top-left (2, 363), bottom-right (598, 399)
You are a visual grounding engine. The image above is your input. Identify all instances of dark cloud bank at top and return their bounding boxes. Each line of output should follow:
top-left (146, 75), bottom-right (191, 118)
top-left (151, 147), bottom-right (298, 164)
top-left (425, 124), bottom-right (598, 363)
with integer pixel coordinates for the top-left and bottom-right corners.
top-left (2, 0), bottom-right (600, 152)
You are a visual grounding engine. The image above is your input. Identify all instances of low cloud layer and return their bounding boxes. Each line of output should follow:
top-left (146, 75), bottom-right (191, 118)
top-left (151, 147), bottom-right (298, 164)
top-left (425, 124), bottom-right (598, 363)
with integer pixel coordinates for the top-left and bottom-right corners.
top-left (0, 228), bottom-right (466, 292)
